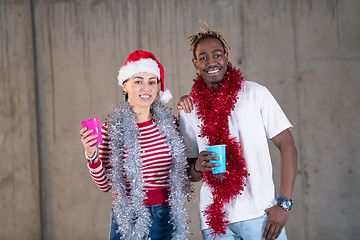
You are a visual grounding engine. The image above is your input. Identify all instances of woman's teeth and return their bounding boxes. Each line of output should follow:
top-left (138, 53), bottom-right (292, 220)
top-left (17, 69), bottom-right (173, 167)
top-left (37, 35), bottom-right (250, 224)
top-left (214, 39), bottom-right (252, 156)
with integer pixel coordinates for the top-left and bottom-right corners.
top-left (140, 94), bottom-right (151, 100)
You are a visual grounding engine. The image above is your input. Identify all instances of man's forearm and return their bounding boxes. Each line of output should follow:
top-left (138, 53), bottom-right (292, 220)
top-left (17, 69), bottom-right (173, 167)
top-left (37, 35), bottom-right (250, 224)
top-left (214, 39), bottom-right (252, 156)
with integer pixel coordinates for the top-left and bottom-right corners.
top-left (272, 129), bottom-right (298, 199)
top-left (187, 158), bottom-right (203, 182)
top-left (279, 143), bottom-right (298, 198)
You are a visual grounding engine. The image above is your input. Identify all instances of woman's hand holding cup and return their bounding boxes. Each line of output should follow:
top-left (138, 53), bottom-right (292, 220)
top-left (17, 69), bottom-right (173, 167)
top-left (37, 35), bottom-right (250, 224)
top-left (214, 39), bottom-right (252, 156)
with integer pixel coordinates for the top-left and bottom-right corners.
top-left (80, 127), bottom-right (98, 158)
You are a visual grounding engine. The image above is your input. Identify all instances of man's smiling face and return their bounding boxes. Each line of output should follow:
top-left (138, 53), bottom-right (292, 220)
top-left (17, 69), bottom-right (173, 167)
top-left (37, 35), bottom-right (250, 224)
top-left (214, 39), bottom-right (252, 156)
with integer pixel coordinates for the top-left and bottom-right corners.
top-left (192, 37), bottom-right (229, 90)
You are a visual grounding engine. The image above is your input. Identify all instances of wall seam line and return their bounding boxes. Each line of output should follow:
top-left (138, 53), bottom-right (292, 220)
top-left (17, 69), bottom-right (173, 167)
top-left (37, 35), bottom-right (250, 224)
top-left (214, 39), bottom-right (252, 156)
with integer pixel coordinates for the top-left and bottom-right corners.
top-left (29, 0), bottom-right (45, 239)
top-left (290, 1), bottom-right (309, 239)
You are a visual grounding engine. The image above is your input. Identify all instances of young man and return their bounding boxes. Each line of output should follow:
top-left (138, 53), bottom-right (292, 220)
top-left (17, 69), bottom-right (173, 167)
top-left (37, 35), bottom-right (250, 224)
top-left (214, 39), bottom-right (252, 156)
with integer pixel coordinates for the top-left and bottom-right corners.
top-left (178, 29), bottom-right (298, 240)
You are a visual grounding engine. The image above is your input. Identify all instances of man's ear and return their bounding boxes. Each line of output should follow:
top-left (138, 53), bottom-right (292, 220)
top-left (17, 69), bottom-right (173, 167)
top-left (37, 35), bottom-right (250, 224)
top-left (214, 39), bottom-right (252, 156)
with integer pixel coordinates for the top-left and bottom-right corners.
top-left (192, 58), bottom-right (199, 70)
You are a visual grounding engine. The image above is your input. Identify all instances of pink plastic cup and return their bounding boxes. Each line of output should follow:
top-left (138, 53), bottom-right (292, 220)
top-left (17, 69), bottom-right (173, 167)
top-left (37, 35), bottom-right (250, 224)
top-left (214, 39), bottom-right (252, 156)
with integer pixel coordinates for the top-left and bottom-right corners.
top-left (81, 117), bottom-right (103, 146)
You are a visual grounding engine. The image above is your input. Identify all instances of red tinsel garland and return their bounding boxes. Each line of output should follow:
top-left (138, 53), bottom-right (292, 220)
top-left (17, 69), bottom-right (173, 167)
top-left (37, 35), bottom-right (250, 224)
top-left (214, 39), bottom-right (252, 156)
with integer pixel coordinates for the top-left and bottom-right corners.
top-left (190, 63), bottom-right (249, 237)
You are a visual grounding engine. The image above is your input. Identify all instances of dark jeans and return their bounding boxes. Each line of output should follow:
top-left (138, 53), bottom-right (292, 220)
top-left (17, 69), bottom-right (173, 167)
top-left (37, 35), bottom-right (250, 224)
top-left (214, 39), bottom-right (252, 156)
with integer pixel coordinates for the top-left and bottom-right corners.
top-left (109, 205), bottom-right (173, 240)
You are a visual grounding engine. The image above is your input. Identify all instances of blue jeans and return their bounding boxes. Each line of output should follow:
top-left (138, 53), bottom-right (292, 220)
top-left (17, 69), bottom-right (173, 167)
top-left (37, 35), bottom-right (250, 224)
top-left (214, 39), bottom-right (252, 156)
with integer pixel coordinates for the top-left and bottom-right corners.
top-left (109, 205), bottom-right (174, 240)
top-left (201, 214), bottom-right (287, 240)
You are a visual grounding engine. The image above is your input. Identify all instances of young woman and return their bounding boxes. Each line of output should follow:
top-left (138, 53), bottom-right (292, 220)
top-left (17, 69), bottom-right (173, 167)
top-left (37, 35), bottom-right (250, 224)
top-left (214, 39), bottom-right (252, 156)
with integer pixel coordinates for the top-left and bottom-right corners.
top-left (80, 50), bottom-right (189, 240)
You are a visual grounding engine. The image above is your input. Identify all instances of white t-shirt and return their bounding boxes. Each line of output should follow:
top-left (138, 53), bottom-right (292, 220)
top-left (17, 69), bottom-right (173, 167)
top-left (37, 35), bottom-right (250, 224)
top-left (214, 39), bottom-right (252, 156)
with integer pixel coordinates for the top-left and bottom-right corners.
top-left (179, 81), bottom-right (293, 230)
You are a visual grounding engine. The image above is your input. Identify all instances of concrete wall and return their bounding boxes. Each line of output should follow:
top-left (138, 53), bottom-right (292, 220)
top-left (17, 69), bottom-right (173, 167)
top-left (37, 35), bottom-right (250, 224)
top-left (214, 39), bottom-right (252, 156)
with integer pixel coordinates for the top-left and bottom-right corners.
top-left (0, 1), bottom-right (40, 239)
top-left (0, 0), bottom-right (359, 239)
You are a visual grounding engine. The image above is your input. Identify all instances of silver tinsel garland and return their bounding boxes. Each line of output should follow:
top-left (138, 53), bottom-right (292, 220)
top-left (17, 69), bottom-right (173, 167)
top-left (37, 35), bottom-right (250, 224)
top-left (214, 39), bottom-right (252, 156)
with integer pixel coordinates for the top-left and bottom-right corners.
top-left (107, 101), bottom-right (190, 240)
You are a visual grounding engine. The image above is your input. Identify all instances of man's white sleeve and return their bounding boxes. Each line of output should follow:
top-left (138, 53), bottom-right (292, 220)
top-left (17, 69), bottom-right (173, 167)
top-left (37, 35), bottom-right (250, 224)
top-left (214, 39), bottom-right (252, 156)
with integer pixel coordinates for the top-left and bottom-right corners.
top-left (178, 111), bottom-right (199, 158)
top-left (258, 86), bottom-right (293, 139)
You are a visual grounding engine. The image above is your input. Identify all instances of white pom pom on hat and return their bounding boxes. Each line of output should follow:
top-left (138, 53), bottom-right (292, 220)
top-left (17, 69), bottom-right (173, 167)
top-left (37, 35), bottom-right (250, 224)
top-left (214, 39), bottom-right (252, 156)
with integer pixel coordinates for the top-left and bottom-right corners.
top-left (118, 50), bottom-right (173, 103)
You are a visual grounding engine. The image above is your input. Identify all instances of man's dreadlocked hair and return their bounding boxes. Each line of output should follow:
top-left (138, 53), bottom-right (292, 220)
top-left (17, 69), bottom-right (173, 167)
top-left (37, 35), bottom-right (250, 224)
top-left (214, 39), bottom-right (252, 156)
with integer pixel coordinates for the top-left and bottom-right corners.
top-left (188, 22), bottom-right (230, 59)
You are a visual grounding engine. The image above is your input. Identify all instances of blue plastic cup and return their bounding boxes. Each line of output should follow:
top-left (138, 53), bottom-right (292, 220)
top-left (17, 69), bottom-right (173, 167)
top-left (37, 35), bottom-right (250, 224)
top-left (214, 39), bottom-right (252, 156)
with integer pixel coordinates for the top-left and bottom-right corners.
top-left (206, 145), bottom-right (226, 174)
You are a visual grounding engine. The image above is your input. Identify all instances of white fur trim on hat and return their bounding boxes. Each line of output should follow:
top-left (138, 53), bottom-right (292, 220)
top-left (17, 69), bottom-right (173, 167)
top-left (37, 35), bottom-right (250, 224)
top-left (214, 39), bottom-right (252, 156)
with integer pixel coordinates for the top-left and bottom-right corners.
top-left (117, 58), bottom-right (161, 86)
top-left (160, 89), bottom-right (173, 103)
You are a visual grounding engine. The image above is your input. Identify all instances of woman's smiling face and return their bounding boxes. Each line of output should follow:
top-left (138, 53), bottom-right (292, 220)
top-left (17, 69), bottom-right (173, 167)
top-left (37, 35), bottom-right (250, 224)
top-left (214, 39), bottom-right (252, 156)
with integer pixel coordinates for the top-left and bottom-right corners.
top-left (123, 72), bottom-right (159, 109)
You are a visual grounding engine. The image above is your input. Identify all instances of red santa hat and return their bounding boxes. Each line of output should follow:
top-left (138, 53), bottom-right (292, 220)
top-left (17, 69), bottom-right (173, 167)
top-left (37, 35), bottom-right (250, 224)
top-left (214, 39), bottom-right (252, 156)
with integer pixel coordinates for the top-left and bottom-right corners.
top-left (117, 50), bottom-right (172, 103)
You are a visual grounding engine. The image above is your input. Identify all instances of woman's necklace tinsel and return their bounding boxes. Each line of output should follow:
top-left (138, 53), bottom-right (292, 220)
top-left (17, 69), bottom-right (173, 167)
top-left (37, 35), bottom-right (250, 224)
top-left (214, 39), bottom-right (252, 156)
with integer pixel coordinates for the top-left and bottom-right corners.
top-left (190, 63), bottom-right (249, 237)
top-left (106, 101), bottom-right (189, 240)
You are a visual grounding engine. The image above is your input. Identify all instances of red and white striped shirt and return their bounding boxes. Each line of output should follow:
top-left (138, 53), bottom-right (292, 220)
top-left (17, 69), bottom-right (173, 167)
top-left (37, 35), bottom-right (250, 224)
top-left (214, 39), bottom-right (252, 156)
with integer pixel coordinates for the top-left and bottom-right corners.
top-left (88, 119), bottom-right (172, 205)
